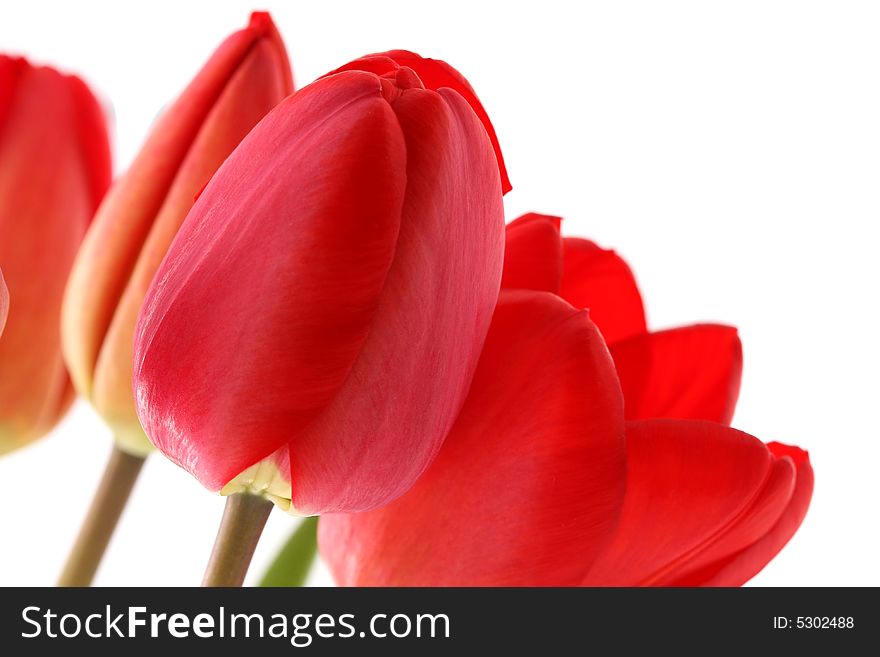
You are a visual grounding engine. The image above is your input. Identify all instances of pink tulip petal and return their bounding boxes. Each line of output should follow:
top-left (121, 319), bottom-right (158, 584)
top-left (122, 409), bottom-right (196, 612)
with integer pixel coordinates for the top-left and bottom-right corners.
top-left (134, 72), bottom-right (407, 491)
top-left (286, 84), bottom-right (504, 514)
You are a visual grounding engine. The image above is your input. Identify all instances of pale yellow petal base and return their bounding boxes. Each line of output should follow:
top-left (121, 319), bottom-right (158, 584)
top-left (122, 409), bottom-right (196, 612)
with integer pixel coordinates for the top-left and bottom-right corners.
top-left (221, 458), bottom-right (307, 516)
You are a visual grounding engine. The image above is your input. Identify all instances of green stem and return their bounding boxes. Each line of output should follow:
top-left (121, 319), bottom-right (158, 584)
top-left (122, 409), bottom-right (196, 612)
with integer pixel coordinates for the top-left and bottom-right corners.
top-left (58, 445), bottom-right (146, 586)
top-left (202, 493), bottom-right (273, 587)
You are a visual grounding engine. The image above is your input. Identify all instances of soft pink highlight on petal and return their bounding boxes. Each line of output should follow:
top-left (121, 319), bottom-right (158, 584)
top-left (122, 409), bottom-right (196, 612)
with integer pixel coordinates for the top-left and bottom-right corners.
top-left (134, 73), bottom-right (407, 492)
top-left (286, 83), bottom-right (504, 514)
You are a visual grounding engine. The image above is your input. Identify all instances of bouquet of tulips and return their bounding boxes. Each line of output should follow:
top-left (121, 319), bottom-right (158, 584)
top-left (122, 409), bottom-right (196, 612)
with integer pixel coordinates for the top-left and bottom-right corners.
top-left (0, 12), bottom-right (812, 588)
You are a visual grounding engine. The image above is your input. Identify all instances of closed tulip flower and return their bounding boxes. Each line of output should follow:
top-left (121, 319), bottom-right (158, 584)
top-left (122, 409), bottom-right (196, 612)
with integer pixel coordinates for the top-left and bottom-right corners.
top-left (503, 213), bottom-right (742, 423)
top-left (133, 49), bottom-right (507, 539)
top-left (0, 55), bottom-right (111, 455)
top-left (57, 13), bottom-right (293, 587)
top-left (319, 290), bottom-right (813, 586)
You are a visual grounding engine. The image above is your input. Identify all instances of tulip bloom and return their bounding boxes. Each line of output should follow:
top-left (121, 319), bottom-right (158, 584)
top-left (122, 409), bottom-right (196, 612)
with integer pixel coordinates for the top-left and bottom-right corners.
top-left (503, 213), bottom-right (742, 423)
top-left (62, 12), bottom-right (293, 455)
top-left (319, 290), bottom-right (813, 586)
top-left (133, 52), bottom-right (507, 515)
top-left (0, 55), bottom-right (111, 454)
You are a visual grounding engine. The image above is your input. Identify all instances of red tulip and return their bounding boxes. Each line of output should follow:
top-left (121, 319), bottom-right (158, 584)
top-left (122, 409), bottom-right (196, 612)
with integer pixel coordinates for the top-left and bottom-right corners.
top-left (319, 290), bottom-right (813, 586)
top-left (503, 213), bottom-right (742, 423)
top-left (0, 55), bottom-right (111, 454)
top-left (61, 12), bottom-right (293, 455)
top-left (133, 53), bottom-right (506, 514)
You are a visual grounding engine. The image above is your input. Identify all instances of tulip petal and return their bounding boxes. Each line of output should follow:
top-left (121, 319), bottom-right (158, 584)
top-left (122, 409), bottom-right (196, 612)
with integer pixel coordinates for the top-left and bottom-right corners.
top-left (690, 443), bottom-right (813, 586)
top-left (134, 72), bottom-right (407, 492)
top-left (0, 59), bottom-right (110, 450)
top-left (501, 213), bottom-right (564, 292)
top-left (584, 420), bottom-right (796, 586)
top-left (609, 324), bottom-right (742, 424)
top-left (319, 290), bottom-right (626, 585)
top-left (68, 17), bottom-right (292, 451)
top-left (559, 238), bottom-right (646, 344)
top-left (284, 83), bottom-right (504, 514)
top-left (62, 13), bottom-right (292, 417)
top-left (327, 50), bottom-right (511, 194)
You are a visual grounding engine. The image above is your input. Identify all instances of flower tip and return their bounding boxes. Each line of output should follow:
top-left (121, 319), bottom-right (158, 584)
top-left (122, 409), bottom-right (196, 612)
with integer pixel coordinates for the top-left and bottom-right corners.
top-left (392, 67), bottom-right (424, 91)
top-left (248, 11), bottom-right (274, 33)
top-left (378, 67), bottom-right (424, 103)
top-left (245, 11), bottom-right (292, 93)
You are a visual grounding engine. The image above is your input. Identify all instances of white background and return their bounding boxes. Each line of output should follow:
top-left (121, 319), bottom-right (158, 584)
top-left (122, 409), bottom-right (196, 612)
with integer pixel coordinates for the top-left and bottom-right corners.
top-left (0, 0), bottom-right (877, 586)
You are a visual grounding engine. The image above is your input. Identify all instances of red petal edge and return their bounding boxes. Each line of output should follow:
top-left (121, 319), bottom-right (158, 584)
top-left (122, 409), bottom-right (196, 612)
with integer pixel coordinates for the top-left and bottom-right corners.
top-left (502, 213), bottom-right (563, 293)
top-left (584, 420), bottom-right (797, 586)
top-left (560, 238), bottom-right (646, 344)
top-left (325, 50), bottom-right (510, 194)
top-left (609, 324), bottom-right (742, 424)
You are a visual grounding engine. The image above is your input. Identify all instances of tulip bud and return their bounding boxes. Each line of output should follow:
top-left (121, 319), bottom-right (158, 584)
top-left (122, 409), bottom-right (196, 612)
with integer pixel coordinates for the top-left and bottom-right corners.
top-left (61, 12), bottom-right (293, 455)
top-left (133, 53), bottom-right (506, 515)
top-left (0, 55), bottom-right (111, 454)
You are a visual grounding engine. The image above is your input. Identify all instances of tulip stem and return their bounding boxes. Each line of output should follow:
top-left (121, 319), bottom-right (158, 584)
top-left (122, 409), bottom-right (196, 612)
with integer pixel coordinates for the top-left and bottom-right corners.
top-left (58, 445), bottom-right (146, 586)
top-left (202, 493), bottom-right (273, 587)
